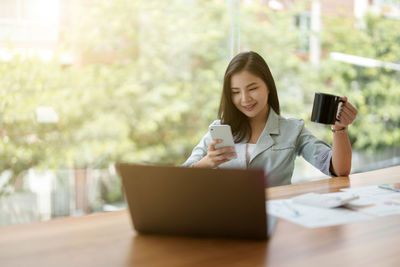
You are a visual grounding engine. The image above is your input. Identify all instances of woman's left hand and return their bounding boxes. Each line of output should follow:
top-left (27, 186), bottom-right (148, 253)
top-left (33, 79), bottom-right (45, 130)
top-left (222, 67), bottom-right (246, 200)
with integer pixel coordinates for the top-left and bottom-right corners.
top-left (334, 96), bottom-right (358, 129)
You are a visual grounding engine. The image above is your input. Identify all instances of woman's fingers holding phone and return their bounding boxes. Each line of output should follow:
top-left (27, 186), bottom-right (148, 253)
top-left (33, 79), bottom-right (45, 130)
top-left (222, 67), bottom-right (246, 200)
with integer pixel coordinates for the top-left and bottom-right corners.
top-left (215, 146), bottom-right (235, 155)
top-left (215, 150), bottom-right (236, 160)
top-left (207, 141), bottom-right (236, 167)
top-left (209, 152), bottom-right (235, 167)
top-left (208, 140), bottom-right (235, 155)
top-left (209, 139), bottom-right (223, 152)
top-left (209, 147), bottom-right (235, 159)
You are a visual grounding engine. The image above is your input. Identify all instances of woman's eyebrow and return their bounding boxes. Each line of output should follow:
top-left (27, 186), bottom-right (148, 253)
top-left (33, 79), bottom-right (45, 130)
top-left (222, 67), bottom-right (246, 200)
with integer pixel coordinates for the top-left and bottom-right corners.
top-left (246, 82), bottom-right (257, 88)
top-left (231, 82), bottom-right (257, 90)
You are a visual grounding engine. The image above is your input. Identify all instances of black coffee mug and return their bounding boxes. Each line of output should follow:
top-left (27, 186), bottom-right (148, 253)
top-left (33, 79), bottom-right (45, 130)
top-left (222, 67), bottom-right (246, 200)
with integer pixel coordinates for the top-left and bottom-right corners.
top-left (311, 92), bottom-right (345, 125)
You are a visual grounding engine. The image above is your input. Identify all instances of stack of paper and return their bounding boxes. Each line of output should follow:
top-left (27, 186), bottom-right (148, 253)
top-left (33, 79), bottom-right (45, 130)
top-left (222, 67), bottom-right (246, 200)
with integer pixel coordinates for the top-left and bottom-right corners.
top-left (341, 185), bottom-right (400, 217)
top-left (267, 185), bottom-right (400, 228)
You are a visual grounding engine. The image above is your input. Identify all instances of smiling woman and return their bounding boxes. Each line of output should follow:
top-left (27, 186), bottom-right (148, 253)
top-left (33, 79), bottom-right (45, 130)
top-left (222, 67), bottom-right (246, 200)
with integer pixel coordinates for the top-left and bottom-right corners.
top-left (183, 51), bottom-right (358, 187)
top-left (220, 53), bottom-right (280, 144)
top-left (230, 72), bottom-right (270, 142)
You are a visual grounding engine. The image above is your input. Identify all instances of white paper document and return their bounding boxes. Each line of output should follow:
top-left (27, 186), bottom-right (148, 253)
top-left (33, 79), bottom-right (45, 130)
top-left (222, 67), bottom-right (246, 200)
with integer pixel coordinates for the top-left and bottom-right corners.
top-left (267, 185), bottom-right (400, 228)
top-left (340, 185), bottom-right (399, 198)
top-left (267, 199), bottom-right (373, 228)
top-left (341, 185), bottom-right (400, 217)
top-left (292, 192), bottom-right (359, 208)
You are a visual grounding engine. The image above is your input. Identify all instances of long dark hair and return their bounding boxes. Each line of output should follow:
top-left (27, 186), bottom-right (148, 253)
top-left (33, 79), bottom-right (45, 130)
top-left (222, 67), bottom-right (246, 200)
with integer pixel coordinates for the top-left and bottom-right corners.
top-left (218, 51), bottom-right (280, 143)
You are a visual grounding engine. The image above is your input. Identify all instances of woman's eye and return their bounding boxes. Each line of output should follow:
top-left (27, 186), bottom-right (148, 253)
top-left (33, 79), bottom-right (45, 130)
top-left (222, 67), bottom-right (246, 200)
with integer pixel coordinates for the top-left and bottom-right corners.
top-left (231, 91), bottom-right (239, 95)
top-left (249, 87), bottom-right (258, 91)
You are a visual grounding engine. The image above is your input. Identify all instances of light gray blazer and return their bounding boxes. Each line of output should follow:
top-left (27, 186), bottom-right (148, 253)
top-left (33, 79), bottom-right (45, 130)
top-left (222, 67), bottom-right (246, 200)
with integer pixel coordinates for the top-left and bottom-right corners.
top-left (182, 109), bottom-right (333, 187)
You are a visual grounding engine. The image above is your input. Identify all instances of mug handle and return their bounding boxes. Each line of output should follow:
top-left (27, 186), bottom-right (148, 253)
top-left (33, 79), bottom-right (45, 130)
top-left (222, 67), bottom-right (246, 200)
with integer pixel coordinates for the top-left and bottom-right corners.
top-left (336, 99), bottom-right (346, 122)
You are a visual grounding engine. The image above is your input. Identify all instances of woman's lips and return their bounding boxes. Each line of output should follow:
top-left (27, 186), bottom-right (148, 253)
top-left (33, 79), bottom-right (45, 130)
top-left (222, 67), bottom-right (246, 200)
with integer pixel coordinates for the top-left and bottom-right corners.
top-left (243, 103), bottom-right (256, 111)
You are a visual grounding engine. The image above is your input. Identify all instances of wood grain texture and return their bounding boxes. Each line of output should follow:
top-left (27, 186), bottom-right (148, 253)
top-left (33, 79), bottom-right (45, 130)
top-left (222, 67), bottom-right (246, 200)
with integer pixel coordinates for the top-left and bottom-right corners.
top-left (267, 165), bottom-right (400, 200)
top-left (1, 165), bottom-right (400, 267)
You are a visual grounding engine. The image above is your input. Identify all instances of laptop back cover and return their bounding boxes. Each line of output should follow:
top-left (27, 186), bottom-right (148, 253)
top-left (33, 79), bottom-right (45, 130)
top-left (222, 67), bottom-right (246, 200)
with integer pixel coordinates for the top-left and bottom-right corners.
top-left (116, 164), bottom-right (268, 240)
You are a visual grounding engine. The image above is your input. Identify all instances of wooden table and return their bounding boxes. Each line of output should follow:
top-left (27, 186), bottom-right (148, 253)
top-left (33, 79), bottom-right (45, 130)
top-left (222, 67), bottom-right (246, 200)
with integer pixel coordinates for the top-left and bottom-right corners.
top-left (1, 166), bottom-right (400, 267)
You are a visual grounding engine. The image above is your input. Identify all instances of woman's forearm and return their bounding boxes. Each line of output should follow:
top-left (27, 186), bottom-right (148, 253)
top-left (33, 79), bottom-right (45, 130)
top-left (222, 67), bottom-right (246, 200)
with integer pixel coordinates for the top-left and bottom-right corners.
top-left (331, 127), bottom-right (352, 176)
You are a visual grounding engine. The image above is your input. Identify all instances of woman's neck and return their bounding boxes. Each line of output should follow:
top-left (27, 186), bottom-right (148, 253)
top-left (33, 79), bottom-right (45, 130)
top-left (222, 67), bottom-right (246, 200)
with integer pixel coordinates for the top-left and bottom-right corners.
top-left (248, 106), bottom-right (270, 143)
top-left (249, 105), bottom-right (269, 130)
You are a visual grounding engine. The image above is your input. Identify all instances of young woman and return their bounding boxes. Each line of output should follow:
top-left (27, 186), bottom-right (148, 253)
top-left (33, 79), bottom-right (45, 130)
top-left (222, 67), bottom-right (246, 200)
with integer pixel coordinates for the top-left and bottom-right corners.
top-left (182, 51), bottom-right (357, 187)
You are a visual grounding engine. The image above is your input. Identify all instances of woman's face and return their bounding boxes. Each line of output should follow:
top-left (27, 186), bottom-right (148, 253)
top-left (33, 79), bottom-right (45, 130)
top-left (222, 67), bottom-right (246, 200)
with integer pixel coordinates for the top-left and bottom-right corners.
top-left (230, 70), bottom-right (269, 120)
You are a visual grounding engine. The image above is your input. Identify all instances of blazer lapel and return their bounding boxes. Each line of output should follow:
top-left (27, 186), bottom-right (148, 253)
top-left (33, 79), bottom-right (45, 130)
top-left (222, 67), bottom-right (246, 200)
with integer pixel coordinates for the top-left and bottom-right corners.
top-left (249, 109), bottom-right (280, 163)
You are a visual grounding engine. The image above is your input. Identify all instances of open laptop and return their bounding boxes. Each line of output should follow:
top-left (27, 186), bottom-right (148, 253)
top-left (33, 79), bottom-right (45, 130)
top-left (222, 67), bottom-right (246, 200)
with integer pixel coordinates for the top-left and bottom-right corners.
top-left (115, 163), bottom-right (276, 240)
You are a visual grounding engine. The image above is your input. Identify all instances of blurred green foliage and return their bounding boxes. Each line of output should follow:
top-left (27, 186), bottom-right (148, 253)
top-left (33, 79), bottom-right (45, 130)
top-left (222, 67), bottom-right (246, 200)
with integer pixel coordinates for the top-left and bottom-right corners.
top-left (1, 0), bottom-right (399, 190)
top-left (319, 13), bottom-right (400, 148)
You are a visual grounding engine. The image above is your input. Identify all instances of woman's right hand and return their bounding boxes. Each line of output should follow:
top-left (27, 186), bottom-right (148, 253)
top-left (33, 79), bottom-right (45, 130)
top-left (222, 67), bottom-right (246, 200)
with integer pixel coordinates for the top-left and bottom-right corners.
top-left (193, 139), bottom-right (236, 168)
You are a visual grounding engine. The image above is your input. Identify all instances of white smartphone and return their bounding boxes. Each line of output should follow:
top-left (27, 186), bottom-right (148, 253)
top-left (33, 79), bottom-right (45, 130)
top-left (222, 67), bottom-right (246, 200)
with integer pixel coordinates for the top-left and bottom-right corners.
top-left (208, 125), bottom-right (237, 159)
